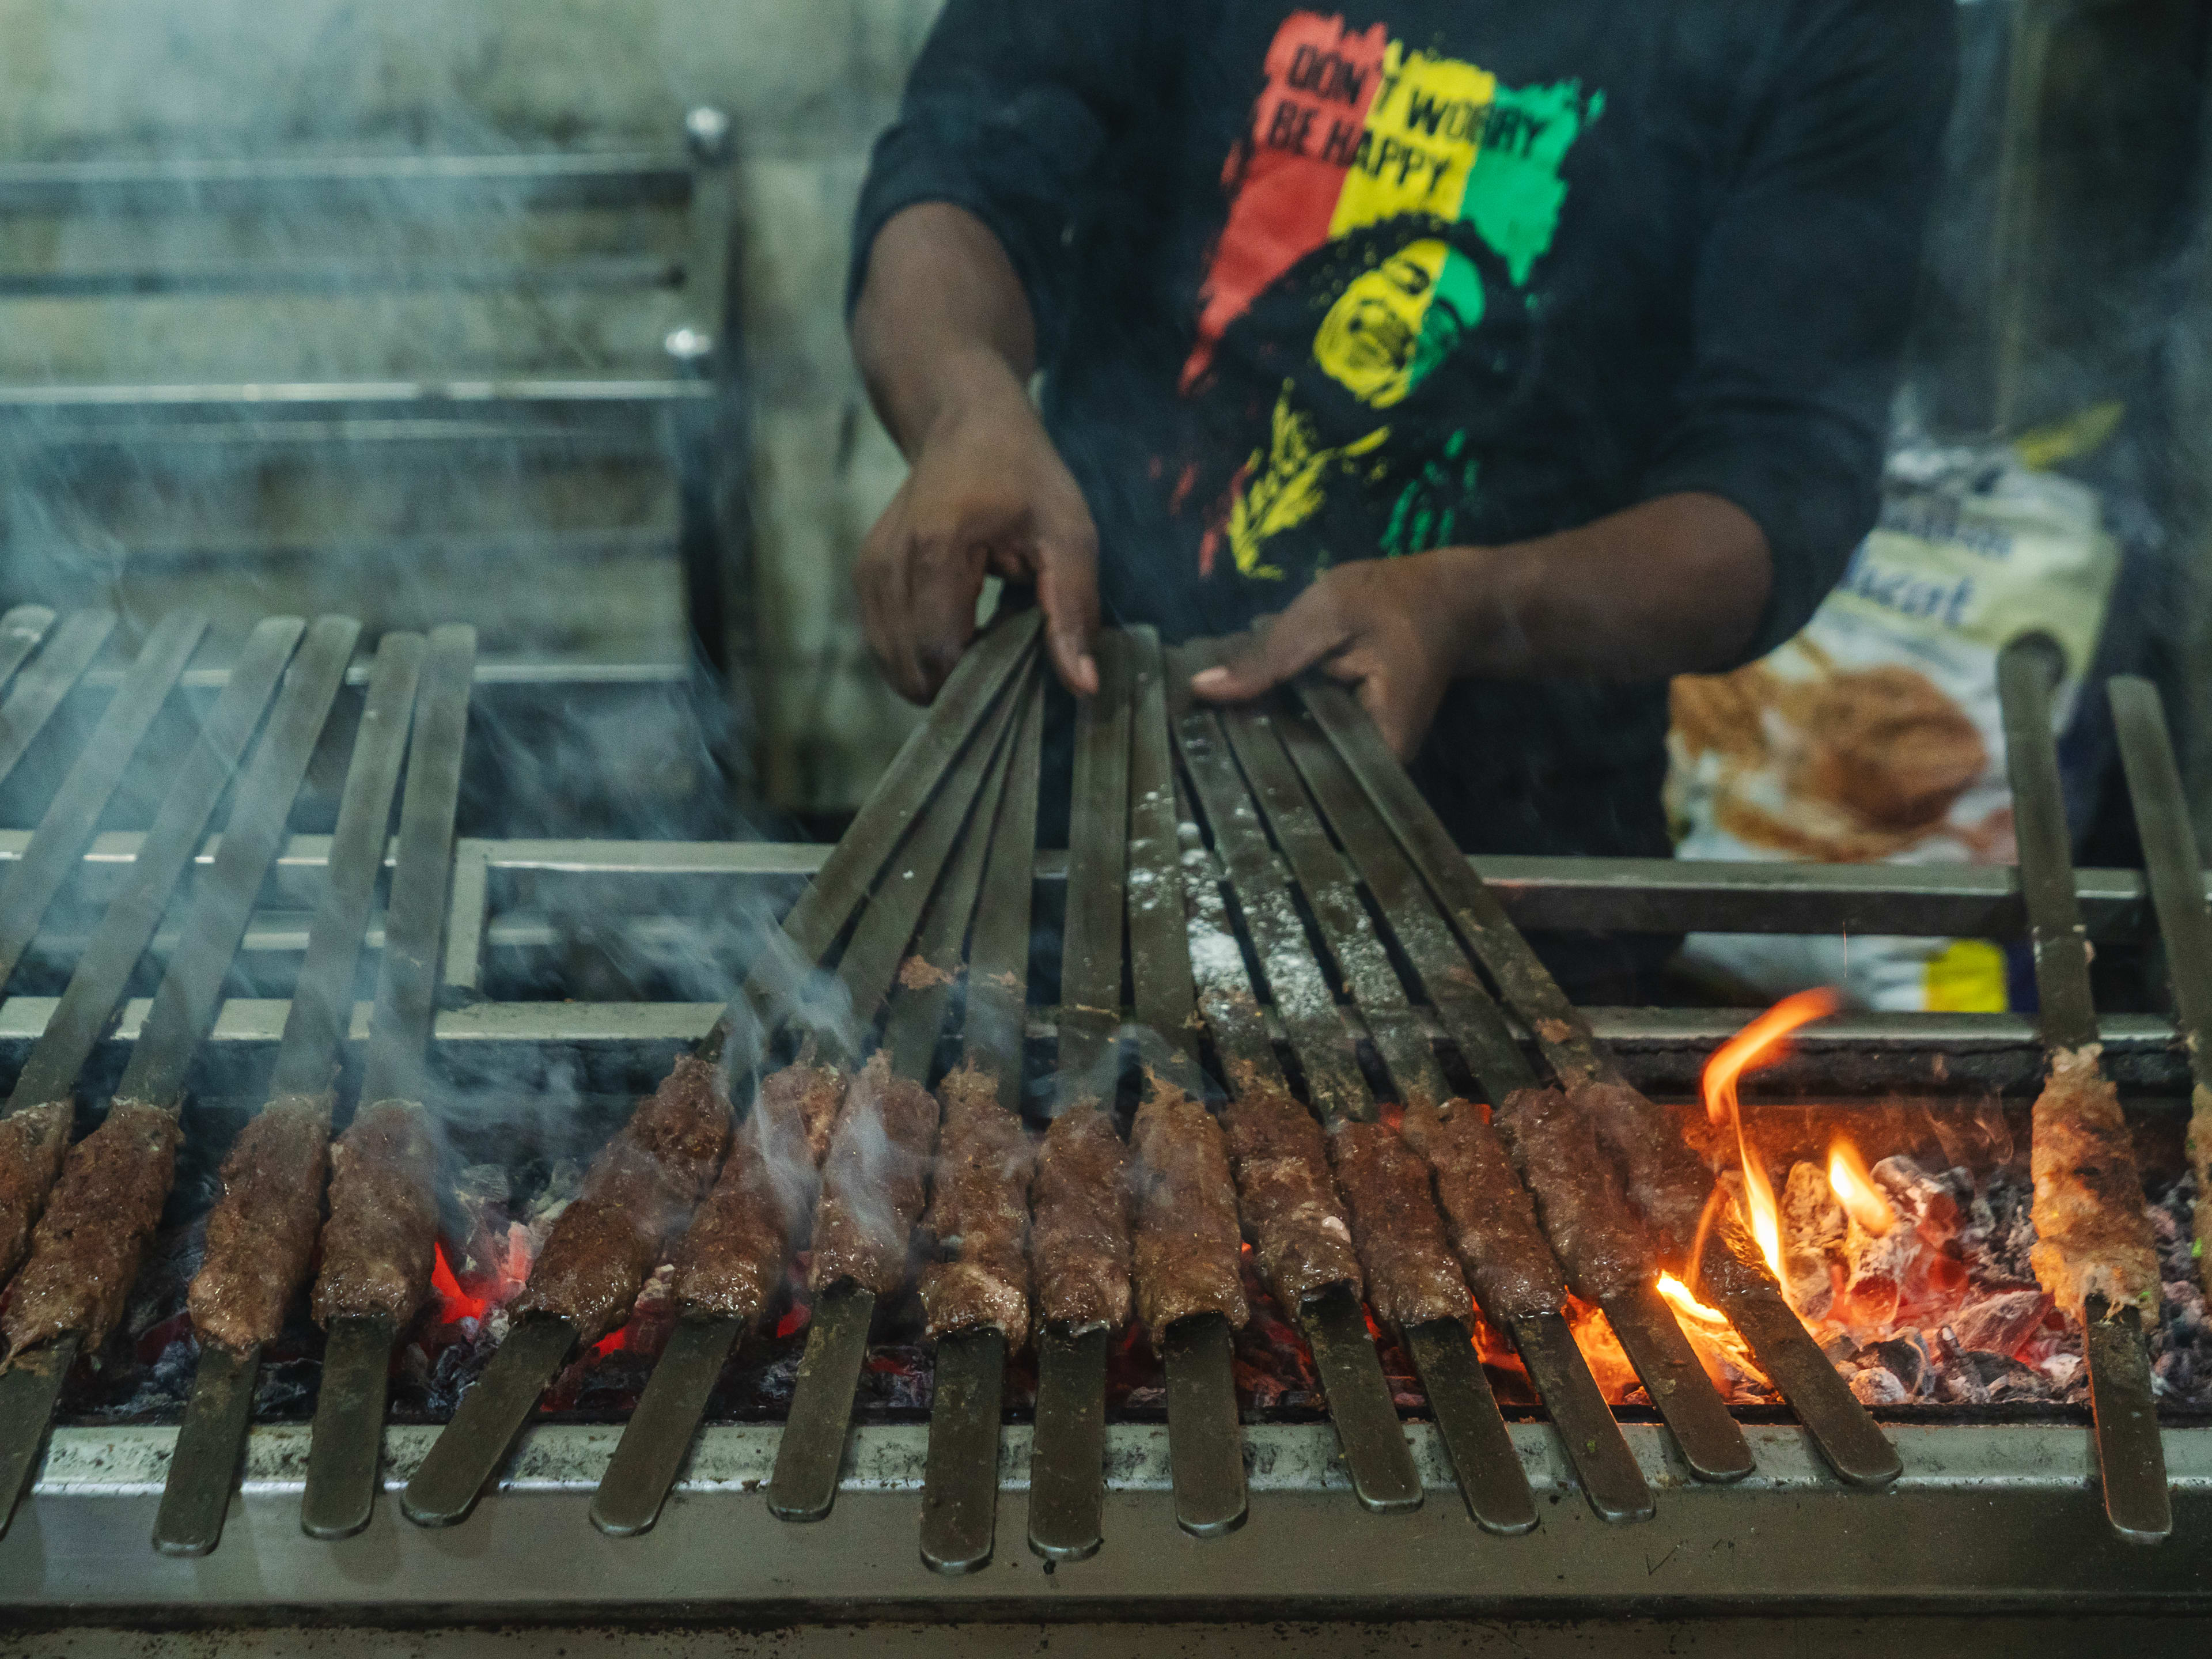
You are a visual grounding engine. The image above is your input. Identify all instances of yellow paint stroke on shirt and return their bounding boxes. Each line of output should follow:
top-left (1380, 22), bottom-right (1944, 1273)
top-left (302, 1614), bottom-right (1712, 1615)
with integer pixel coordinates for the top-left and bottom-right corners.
top-left (1329, 43), bottom-right (1497, 237)
top-left (1226, 382), bottom-right (1389, 578)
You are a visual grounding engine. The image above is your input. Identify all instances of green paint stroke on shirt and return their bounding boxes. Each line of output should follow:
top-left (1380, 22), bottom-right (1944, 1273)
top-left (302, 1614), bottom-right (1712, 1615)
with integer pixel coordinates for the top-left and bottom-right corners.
top-left (1461, 82), bottom-right (1601, 286)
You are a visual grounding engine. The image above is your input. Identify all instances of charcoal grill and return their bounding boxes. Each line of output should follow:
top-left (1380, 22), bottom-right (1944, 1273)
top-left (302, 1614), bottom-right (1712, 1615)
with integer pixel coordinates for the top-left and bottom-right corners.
top-left (0, 610), bottom-right (2206, 1622)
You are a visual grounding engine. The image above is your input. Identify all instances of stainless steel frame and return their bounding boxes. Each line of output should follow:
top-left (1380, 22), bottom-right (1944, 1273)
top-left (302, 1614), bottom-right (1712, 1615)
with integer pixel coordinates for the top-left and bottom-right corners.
top-left (5, 1421), bottom-right (2207, 1612)
top-left (0, 833), bottom-right (2197, 1096)
top-left (0, 821), bottom-right (2206, 1611)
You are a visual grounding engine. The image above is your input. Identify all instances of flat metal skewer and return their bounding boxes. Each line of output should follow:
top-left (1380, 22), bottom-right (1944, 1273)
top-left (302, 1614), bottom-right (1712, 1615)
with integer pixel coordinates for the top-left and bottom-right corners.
top-left (400, 1313), bottom-right (581, 1527)
top-left (1163, 1312), bottom-right (1245, 1537)
top-left (300, 1314), bottom-right (398, 1540)
top-left (0, 609), bottom-right (207, 991)
top-left (0, 1335), bottom-right (78, 1532)
top-left (920, 1328), bottom-right (1007, 1572)
top-left (1400, 1320), bottom-right (1533, 1533)
top-left (152, 1340), bottom-right (260, 1555)
top-left (1301, 1284), bottom-right (1425, 1514)
top-left (0, 609), bottom-right (110, 799)
top-left (588, 1314), bottom-right (742, 1536)
top-left (1027, 632), bottom-right (1139, 1559)
top-left (1027, 1325), bottom-right (1109, 1559)
top-left (302, 626), bottom-right (478, 1541)
top-left (915, 676), bottom-right (1042, 1574)
top-left (767, 1282), bottom-right (876, 1521)
top-left (1601, 1283), bottom-right (1754, 1483)
top-left (1502, 1313), bottom-right (1652, 1524)
top-left (2109, 674), bottom-right (2212, 1304)
top-left (1999, 642), bottom-right (2171, 1544)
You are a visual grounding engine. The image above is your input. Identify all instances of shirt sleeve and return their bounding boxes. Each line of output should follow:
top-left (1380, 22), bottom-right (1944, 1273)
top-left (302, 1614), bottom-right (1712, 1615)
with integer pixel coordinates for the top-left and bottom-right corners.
top-left (1638, 0), bottom-right (1957, 661)
top-left (847, 0), bottom-right (1149, 354)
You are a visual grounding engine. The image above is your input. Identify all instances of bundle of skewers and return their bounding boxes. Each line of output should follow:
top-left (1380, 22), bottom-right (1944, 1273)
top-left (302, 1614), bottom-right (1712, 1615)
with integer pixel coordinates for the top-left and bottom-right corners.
top-left (0, 604), bottom-right (2195, 1563)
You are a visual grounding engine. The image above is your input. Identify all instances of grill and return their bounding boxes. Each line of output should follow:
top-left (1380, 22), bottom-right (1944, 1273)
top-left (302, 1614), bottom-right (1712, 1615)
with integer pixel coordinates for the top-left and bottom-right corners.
top-left (0, 606), bottom-right (2206, 1624)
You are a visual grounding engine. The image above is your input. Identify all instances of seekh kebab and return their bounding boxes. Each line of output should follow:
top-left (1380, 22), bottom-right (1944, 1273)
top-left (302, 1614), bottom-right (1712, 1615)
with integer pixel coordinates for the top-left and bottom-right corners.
top-left (418, 619), bottom-right (1035, 1535)
top-left (666, 1047), bottom-right (841, 1327)
top-left (591, 643), bottom-right (1037, 1542)
top-left (1295, 677), bottom-right (1903, 1490)
top-left (1998, 641), bottom-right (2168, 1543)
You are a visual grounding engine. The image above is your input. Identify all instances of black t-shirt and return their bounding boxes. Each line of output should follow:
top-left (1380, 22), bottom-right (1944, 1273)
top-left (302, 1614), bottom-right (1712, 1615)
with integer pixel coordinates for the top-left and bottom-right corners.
top-left (853, 0), bottom-right (1956, 863)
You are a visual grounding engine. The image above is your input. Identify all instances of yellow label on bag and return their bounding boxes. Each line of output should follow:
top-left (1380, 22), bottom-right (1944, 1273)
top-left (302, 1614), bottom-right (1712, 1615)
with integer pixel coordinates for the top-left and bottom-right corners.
top-left (1923, 938), bottom-right (2009, 1013)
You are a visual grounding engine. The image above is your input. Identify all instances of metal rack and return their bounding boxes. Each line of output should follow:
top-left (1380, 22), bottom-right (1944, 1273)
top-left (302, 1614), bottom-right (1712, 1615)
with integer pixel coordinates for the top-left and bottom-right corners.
top-left (0, 830), bottom-right (2203, 1101)
top-left (0, 116), bottom-right (756, 821)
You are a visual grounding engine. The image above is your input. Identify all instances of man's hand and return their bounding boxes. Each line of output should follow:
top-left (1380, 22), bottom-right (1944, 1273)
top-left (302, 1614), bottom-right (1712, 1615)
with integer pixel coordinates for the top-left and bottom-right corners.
top-left (855, 358), bottom-right (1100, 702)
top-left (851, 203), bottom-right (1099, 702)
top-left (1190, 494), bottom-right (1774, 757)
top-left (1191, 554), bottom-right (1465, 757)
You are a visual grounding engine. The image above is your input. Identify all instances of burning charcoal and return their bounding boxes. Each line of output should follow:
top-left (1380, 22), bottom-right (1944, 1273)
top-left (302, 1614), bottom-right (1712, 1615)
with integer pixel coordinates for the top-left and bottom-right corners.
top-left (1838, 1217), bottom-right (1912, 1330)
top-left (1849, 1365), bottom-right (1908, 1407)
top-left (1935, 1336), bottom-right (2050, 1404)
top-left (1871, 1154), bottom-right (1966, 1243)
top-left (1962, 1171), bottom-right (2041, 1287)
top-left (1948, 1289), bottom-right (2050, 1358)
top-left (1869, 1334), bottom-right (1929, 1398)
top-left (1781, 1160), bottom-right (1844, 1318)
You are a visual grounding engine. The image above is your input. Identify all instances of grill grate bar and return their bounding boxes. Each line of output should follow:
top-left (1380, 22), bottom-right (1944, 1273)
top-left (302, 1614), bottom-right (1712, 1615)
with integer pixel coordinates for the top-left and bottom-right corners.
top-left (0, 609), bottom-right (111, 802)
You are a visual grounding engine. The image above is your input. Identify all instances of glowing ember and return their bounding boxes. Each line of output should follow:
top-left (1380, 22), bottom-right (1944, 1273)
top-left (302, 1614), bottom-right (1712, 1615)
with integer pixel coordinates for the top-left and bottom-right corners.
top-left (1702, 988), bottom-right (1840, 1285)
top-left (1657, 1271), bottom-right (1728, 1327)
top-left (430, 1242), bottom-right (489, 1324)
top-left (1828, 1139), bottom-right (1897, 1236)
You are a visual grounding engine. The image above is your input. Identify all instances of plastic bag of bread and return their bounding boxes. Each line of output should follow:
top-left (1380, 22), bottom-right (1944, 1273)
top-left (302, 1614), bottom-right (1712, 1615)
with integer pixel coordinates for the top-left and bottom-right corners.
top-left (1666, 437), bottom-right (2119, 1012)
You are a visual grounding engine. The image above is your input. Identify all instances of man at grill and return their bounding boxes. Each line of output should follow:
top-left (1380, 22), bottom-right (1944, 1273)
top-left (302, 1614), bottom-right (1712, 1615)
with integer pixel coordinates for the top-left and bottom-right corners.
top-left (845, 0), bottom-right (1955, 996)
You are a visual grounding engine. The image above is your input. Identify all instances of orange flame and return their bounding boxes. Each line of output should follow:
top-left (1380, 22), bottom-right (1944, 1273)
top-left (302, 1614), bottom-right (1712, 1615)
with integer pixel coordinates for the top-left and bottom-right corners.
top-left (1701, 988), bottom-right (1840, 1285)
top-left (430, 1242), bottom-right (488, 1324)
top-left (1827, 1139), bottom-right (1896, 1236)
top-left (1657, 1272), bottom-right (1728, 1327)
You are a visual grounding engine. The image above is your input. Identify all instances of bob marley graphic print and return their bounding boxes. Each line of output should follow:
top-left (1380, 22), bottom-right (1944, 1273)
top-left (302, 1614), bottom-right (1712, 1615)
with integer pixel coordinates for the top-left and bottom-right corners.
top-left (1176, 13), bottom-right (1600, 589)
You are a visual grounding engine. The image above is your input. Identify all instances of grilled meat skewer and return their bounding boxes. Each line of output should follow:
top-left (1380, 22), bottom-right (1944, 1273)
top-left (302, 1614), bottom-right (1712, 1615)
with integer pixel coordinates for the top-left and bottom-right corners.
top-left (1130, 1069), bottom-right (1249, 1346)
top-left (312, 1101), bottom-right (441, 1329)
top-left (1030, 1101), bottom-right (1133, 1335)
top-left (671, 1055), bottom-right (842, 1324)
top-left (919, 1061), bottom-right (1034, 1346)
top-left (0, 1106), bottom-right (71, 1293)
top-left (1488, 1088), bottom-right (1653, 1307)
top-left (187, 1094), bottom-right (334, 1353)
top-left (515, 1055), bottom-right (733, 1346)
top-left (1397, 1097), bottom-right (1569, 1323)
top-left (1325, 1120), bottom-right (1474, 1333)
top-left (1, 1101), bottom-right (180, 1358)
top-left (808, 1050), bottom-right (940, 1301)
top-left (1217, 1077), bottom-right (1361, 1315)
top-left (2029, 1046), bottom-right (2160, 1324)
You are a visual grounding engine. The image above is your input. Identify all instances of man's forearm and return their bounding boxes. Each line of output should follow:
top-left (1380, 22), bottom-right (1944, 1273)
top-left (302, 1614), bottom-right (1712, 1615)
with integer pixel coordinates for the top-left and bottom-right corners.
top-left (852, 203), bottom-right (1038, 458)
top-left (1439, 493), bottom-right (1773, 681)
